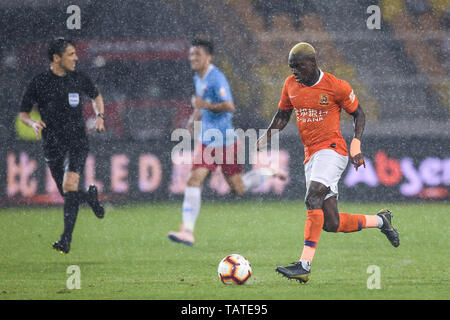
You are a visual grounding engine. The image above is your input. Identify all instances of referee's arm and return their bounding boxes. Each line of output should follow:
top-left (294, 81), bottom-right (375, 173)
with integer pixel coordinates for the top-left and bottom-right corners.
top-left (92, 93), bottom-right (105, 133)
top-left (19, 79), bottom-right (46, 140)
top-left (19, 112), bottom-right (46, 140)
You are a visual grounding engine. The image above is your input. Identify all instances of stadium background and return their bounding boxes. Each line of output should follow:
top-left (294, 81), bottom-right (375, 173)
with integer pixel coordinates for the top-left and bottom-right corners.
top-left (0, 0), bottom-right (449, 205)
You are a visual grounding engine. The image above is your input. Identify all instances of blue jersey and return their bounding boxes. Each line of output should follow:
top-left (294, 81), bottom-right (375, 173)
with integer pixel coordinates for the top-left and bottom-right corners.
top-left (194, 65), bottom-right (235, 147)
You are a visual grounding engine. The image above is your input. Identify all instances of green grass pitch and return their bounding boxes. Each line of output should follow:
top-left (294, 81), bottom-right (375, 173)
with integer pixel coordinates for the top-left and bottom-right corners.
top-left (0, 201), bottom-right (448, 300)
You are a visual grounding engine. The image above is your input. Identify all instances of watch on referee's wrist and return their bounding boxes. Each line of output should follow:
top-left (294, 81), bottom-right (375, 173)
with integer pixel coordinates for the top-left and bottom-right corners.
top-left (96, 113), bottom-right (105, 120)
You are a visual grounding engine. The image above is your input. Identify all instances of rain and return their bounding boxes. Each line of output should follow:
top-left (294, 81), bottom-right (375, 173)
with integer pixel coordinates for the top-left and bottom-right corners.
top-left (0, 0), bottom-right (448, 304)
top-left (1, 0), bottom-right (448, 203)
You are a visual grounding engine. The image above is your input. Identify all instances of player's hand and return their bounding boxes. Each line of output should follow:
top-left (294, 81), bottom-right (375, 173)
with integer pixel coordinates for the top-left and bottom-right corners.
top-left (256, 134), bottom-right (269, 152)
top-left (191, 95), bottom-right (199, 109)
top-left (349, 138), bottom-right (365, 171)
top-left (191, 95), bottom-right (207, 109)
top-left (31, 121), bottom-right (46, 140)
top-left (95, 117), bottom-right (105, 133)
top-left (350, 153), bottom-right (366, 171)
top-left (186, 119), bottom-right (194, 136)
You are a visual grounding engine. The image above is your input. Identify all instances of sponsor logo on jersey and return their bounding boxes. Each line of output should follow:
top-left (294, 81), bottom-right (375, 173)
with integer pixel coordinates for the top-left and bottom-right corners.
top-left (295, 108), bottom-right (329, 123)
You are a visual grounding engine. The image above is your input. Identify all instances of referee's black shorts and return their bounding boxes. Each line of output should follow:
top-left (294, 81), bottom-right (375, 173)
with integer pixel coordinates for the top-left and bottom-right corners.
top-left (43, 137), bottom-right (89, 175)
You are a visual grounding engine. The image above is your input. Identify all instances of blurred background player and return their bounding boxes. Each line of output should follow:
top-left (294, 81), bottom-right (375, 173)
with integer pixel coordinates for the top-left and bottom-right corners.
top-left (19, 38), bottom-right (106, 254)
top-left (168, 38), bottom-right (285, 246)
top-left (257, 42), bottom-right (399, 283)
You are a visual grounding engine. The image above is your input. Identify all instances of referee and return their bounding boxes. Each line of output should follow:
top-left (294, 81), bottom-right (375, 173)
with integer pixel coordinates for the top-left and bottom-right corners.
top-left (19, 38), bottom-right (106, 254)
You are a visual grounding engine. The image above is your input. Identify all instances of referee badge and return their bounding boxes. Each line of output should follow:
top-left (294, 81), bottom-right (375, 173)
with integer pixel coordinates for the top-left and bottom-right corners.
top-left (68, 93), bottom-right (80, 107)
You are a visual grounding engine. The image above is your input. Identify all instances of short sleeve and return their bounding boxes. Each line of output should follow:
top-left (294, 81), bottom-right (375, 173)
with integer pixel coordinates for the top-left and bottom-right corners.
top-left (20, 79), bottom-right (37, 113)
top-left (79, 72), bottom-right (99, 99)
top-left (336, 79), bottom-right (358, 114)
top-left (277, 77), bottom-right (293, 111)
top-left (214, 73), bottom-right (233, 102)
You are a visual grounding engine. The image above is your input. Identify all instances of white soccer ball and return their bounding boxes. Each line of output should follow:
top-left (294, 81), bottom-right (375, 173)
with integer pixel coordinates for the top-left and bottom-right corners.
top-left (218, 254), bottom-right (252, 285)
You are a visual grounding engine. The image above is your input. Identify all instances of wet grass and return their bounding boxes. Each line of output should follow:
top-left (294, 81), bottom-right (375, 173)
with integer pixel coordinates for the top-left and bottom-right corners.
top-left (0, 201), bottom-right (448, 300)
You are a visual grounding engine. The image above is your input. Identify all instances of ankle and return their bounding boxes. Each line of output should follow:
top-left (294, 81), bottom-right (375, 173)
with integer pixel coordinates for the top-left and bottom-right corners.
top-left (299, 259), bottom-right (311, 271)
top-left (183, 222), bottom-right (195, 234)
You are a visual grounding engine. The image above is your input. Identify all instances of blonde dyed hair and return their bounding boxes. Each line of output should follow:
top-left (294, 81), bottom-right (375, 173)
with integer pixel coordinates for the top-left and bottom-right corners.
top-left (289, 42), bottom-right (316, 57)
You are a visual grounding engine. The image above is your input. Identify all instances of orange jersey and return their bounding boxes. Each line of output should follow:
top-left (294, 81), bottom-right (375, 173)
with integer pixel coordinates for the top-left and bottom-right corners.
top-left (278, 71), bottom-right (359, 164)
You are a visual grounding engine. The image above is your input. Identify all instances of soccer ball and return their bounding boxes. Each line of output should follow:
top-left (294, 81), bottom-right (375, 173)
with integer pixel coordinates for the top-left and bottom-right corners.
top-left (218, 254), bottom-right (252, 285)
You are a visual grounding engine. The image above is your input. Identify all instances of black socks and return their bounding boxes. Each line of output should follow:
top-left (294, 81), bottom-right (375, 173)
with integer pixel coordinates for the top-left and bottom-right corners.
top-left (61, 191), bottom-right (80, 243)
top-left (77, 190), bottom-right (88, 204)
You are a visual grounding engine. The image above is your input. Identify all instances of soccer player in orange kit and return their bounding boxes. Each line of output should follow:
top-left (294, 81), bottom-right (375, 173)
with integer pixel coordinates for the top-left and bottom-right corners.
top-left (257, 42), bottom-right (399, 283)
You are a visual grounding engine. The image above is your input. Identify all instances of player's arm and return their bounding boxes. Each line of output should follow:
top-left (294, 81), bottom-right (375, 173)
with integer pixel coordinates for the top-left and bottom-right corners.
top-left (19, 112), bottom-right (46, 140)
top-left (191, 95), bottom-right (235, 112)
top-left (257, 77), bottom-right (293, 151)
top-left (91, 93), bottom-right (105, 133)
top-left (19, 80), bottom-right (46, 140)
top-left (256, 108), bottom-right (293, 151)
top-left (186, 97), bottom-right (202, 135)
top-left (349, 104), bottom-right (366, 170)
top-left (81, 72), bottom-right (105, 133)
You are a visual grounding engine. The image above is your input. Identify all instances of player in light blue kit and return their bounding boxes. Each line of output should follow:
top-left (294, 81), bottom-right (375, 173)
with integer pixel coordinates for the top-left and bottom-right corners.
top-left (168, 39), bottom-right (285, 246)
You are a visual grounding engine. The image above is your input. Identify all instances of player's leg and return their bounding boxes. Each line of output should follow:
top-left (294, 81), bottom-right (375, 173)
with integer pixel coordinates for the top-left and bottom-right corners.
top-left (168, 166), bottom-right (210, 246)
top-left (52, 170), bottom-right (81, 254)
top-left (299, 149), bottom-right (348, 266)
top-left (223, 140), bottom-right (284, 195)
top-left (300, 180), bottom-right (328, 270)
top-left (225, 166), bottom-right (286, 197)
top-left (321, 196), bottom-right (340, 232)
top-left (276, 149), bottom-right (346, 282)
top-left (46, 156), bottom-right (65, 197)
top-left (323, 196), bottom-right (377, 232)
top-left (80, 184), bottom-right (105, 219)
top-left (222, 141), bottom-right (245, 195)
top-left (69, 140), bottom-right (104, 219)
top-left (53, 146), bottom-right (90, 254)
top-left (224, 173), bottom-right (245, 196)
top-left (240, 167), bottom-right (287, 192)
top-left (321, 186), bottom-right (399, 247)
top-left (44, 149), bottom-right (73, 253)
top-left (276, 180), bottom-right (327, 283)
top-left (312, 150), bottom-right (398, 245)
top-left (322, 199), bottom-right (399, 246)
top-left (183, 166), bottom-right (210, 232)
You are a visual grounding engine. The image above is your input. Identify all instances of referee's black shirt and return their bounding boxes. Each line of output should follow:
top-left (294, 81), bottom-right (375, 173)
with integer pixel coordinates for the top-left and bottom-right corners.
top-left (20, 69), bottom-right (99, 144)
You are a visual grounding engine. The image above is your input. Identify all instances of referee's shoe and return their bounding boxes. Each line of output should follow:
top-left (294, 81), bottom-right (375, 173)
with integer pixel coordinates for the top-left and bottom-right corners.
top-left (86, 185), bottom-right (105, 219)
top-left (52, 239), bottom-right (70, 254)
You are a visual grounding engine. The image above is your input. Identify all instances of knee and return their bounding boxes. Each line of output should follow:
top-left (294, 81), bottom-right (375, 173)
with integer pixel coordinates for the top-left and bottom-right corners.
top-left (63, 173), bottom-right (80, 193)
top-left (186, 177), bottom-right (201, 187)
top-left (305, 182), bottom-right (329, 209)
top-left (186, 173), bottom-right (204, 187)
top-left (63, 181), bottom-right (78, 194)
top-left (305, 189), bottom-right (325, 209)
top-left (322, 219), bottom-right (339, 232)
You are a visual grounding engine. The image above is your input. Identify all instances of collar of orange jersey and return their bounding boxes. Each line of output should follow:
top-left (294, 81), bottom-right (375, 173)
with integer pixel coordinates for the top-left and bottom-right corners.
top-left (309, 68), bottom-right (323, 87)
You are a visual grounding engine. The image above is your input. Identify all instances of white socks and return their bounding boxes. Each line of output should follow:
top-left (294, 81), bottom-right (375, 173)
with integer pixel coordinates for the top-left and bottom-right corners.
top-left (242, 168), bottom-right (274, 192)
top-left (377, 216), bottom-right (384, 228)
top-left (299, 260), bottom-right (311, 272)
top-left (181, 169), bottom-right (276, 232)
top-left (182, 186), bottom-right (201, 233)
